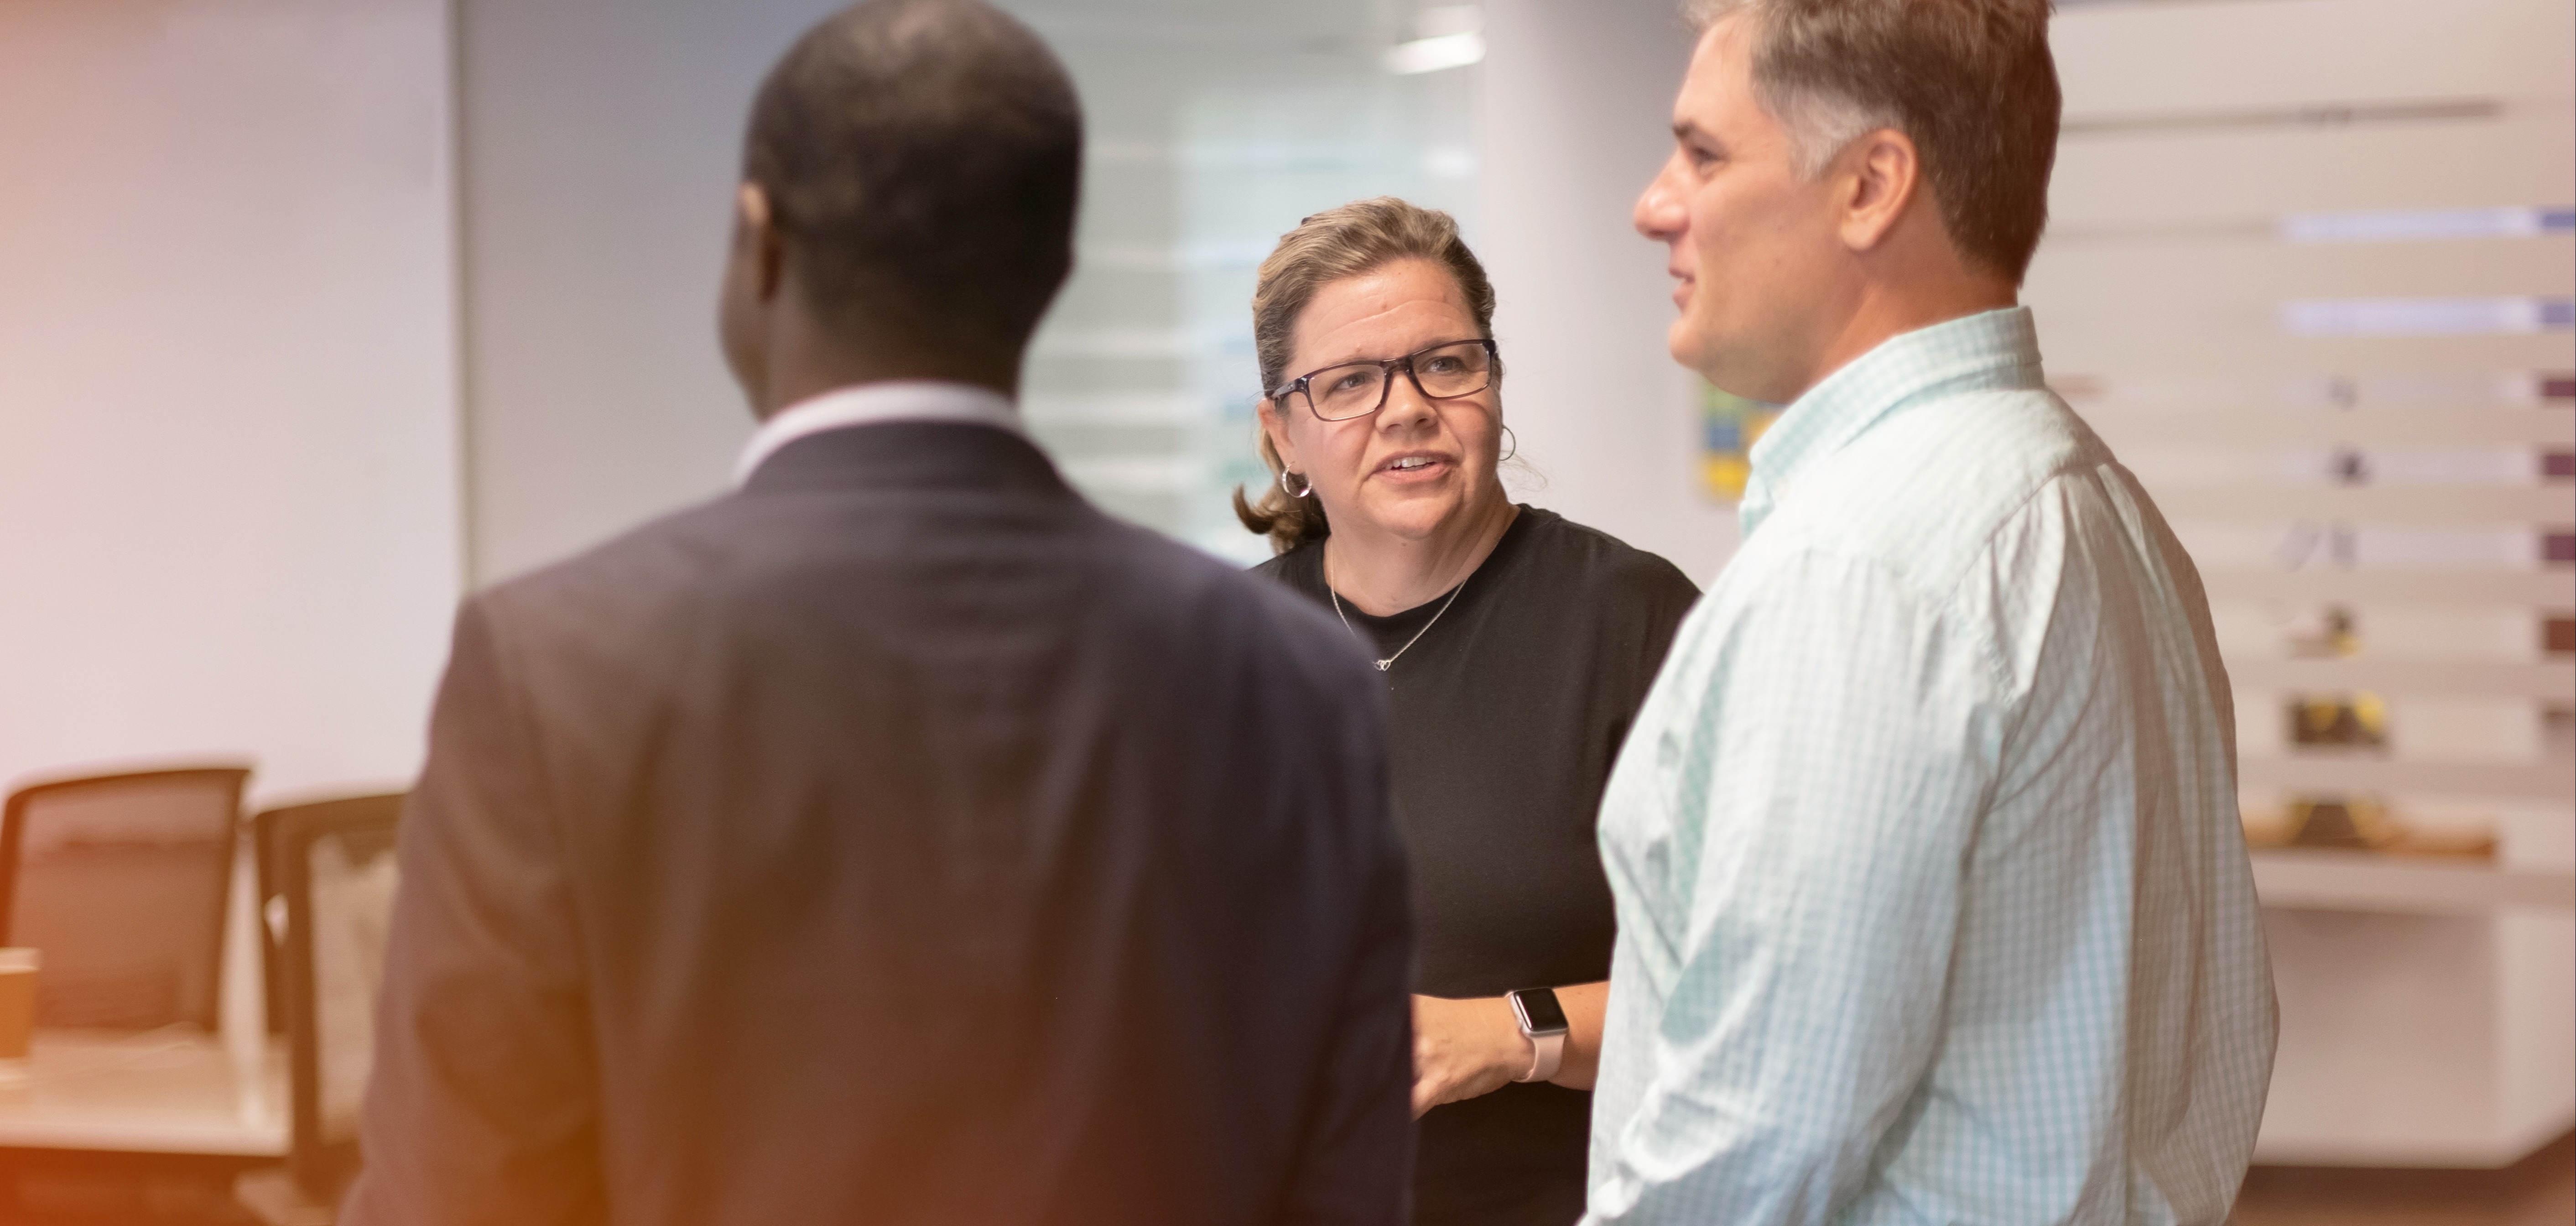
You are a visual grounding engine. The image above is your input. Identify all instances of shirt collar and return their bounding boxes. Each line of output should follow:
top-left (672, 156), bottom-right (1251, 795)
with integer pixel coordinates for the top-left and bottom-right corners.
top-left (735, 380), bottom-right (1024, 485)
top-left (1739, 306), bottom-right (2044, 538)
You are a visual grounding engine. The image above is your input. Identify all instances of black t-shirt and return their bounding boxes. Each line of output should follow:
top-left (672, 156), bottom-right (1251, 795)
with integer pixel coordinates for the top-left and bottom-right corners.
top-left (1256, 506), bottom-right (1700, 1226)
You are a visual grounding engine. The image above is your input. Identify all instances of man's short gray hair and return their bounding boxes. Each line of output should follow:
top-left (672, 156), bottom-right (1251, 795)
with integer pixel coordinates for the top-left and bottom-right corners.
top-left (1686, 0), bottom-right (1890, 181)
top-left (1680, 0), bottom-right (2061, 282)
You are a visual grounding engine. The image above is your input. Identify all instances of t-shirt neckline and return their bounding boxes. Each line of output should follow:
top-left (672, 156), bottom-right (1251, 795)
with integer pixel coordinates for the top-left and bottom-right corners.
top-left (1322, 504), bottom-right (1543, 632)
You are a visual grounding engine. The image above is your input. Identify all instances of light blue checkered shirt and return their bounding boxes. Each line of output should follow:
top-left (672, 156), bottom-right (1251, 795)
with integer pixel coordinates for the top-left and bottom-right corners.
top-left (1585, 308), bottom-right (2276, 1226)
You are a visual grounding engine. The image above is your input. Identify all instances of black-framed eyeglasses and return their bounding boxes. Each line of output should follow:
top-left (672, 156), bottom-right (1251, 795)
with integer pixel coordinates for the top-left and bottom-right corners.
top-left (1272, 338), bottom-right (1500, 423)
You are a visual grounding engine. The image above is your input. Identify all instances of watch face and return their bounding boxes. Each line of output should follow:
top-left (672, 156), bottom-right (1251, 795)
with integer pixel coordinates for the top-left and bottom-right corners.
top-left (1511, 988), bottom-right (1569, 1035)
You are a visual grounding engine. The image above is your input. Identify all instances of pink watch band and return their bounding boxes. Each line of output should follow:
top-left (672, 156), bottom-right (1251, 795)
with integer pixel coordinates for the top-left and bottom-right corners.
top-left (1516, 1028), bottom-right (1564, 1083)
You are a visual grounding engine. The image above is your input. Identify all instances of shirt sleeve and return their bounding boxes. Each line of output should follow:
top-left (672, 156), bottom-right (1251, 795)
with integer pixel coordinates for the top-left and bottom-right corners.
top-left (341, 597), bottom-right (609, 1226)
top-left (1635, 558), bottom-right (1705, 681)
top-left (1585, 548), bottom-right (2004, 1226)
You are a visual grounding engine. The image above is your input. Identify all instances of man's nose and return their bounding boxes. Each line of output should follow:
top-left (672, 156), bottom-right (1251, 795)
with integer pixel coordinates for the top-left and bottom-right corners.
top-left (1635, 157), bottom-right (1683, 241)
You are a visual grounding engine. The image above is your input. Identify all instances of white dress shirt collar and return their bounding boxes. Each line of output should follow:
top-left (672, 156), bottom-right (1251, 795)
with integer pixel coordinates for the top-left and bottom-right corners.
top-left (1740, 306), bottom-right (2040, 538)
top-left (735, 380), bottom-right (1023, 485)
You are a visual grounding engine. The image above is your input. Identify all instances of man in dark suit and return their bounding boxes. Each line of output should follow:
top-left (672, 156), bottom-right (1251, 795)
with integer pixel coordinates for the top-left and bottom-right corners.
top-left (341, 4), bottom-right (1414, 1223)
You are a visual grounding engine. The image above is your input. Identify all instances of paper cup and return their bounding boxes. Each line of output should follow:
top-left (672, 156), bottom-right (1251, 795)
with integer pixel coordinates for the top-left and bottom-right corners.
top-left (0, 948), bottom-right (40, 1063)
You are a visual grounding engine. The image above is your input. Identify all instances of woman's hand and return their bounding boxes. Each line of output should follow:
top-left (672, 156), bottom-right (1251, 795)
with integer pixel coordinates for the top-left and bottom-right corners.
top-left (1410, 994), bottom-right (1530, 1117)
top-left (1410, 982), bottom-right (1611, 1116)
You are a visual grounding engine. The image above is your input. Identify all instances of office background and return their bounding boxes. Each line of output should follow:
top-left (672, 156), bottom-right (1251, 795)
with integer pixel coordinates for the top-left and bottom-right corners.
top-left (0, 0), bottom-right (2567, 1208)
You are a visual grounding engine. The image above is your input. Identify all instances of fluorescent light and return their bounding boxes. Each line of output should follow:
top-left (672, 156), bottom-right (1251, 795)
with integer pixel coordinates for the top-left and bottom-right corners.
top-left (1385, 30), bottom-right (1485, 74)
top-left (2279, 297), bottom-right (2576, 337)
top-left (2279, 206), bottom-right (2576, 243)
top-left (1424, 146), bottom-right (1477, 178)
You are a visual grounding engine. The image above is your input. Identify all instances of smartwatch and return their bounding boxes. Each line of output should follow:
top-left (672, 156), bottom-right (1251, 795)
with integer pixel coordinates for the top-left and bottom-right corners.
top-left (1507, 987), bottom-right (1570, 1083)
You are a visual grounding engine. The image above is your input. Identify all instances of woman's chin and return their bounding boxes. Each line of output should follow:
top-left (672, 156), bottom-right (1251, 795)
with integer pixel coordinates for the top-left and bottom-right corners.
top-left (1342, 492), bottom-right (1472, 543)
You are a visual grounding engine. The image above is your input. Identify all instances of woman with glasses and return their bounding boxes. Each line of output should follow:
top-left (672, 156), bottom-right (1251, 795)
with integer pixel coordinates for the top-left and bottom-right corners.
top-left (1235, 197), bottom-right (1700, 1226)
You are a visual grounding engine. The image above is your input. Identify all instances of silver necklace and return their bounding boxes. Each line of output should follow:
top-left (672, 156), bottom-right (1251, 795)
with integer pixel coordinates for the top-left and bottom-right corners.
top-left (1326, 553), bottom-right (1469, 672)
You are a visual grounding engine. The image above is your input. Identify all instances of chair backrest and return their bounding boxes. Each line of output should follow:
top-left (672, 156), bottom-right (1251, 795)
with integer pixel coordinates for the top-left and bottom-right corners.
top-left (252, 806), bottom-right (291, 1035)
top-left (0, 767), bottom-right (250, 1030)
top-left (270, 793), bottom-right (403, 1203)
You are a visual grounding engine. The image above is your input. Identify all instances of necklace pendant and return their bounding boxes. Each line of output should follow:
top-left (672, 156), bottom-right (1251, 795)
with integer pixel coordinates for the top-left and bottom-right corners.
top-left (1327, 554), bottom-right (1467, 680)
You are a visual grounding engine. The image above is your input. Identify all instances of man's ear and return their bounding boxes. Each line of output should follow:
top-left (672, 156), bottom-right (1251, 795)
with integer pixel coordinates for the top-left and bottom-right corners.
top-left (1836, 128), bottom-right (1920, 255)
top-left (736, 182), bottom-right (786, 303)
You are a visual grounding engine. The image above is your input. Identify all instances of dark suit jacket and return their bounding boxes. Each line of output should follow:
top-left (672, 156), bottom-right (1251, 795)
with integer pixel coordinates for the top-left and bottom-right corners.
top-left (343, 423), bottom-right (1413, 1226)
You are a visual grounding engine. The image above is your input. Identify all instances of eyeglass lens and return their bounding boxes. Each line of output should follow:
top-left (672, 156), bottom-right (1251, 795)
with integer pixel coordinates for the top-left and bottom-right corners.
top-left (1303, 341), bottom-right (1494, 421)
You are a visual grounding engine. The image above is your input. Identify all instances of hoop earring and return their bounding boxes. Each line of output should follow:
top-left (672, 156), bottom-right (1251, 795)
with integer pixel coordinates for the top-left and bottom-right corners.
top-left (1499, 425), bottom-right (1518, 463)
top-left (1280, 468), bottom-right (1313, 498)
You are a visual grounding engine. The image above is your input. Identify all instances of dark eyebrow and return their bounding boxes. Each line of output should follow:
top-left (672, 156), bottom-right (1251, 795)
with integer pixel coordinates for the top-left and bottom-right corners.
top-left (1673, 120), bottom-right (1723, 153)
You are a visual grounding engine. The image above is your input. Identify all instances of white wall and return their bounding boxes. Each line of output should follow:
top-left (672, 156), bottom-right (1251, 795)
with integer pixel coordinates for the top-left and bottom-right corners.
top-left (0, 0), bottom-right (462, 808)
top-left (456, 0), bottom-right (1737, 587)
top-left (455, 0), bottom-right (849, 586)
top-left (1476, 0), bottom-right (1739, 585)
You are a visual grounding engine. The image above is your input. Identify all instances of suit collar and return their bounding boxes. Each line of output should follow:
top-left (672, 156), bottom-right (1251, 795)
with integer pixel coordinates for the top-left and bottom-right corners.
top-left (742, 419), bottom-right (1076, 501)
top-left (736, 381), bottom-right (1023, 485)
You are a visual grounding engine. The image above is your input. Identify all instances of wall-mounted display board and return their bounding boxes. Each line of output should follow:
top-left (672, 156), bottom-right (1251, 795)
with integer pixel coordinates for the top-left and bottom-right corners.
top-left (2035, 0), bottom-right (2574, 1168)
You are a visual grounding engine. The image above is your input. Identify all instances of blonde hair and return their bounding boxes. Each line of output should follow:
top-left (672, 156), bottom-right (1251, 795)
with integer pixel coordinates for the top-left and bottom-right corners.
top-left (1232, 198), bottom-right (1499, 553)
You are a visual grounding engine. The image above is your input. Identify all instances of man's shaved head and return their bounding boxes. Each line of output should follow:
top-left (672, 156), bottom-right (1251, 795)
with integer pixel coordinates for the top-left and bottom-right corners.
top-left (741, 0), bottom-right (1082, 359)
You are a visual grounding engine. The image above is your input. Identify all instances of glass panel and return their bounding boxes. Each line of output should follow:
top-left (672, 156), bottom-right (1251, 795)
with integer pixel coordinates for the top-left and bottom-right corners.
top-left (1006, 2), bottom-right (1480, 564)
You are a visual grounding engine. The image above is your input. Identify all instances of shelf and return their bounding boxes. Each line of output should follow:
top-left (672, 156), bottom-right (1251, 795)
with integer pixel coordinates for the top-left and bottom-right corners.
top-left (2252, 847), bottom-right (2576, 915)
top-left (2163, 485), bottom-right (2574, 524)
top-left (2227, 657), bottom-right (2576, 699)
top-left (2238, 756), bottom-right (2576, 801)
top-left (2087, 408), bottom-right (2576, 448)
top-left (2202, 569), bottom-right (2576, 606)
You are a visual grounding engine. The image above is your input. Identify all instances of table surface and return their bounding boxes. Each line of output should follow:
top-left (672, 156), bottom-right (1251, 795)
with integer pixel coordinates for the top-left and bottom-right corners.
top-left (0, 1028), bottom-right (287, 1156)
